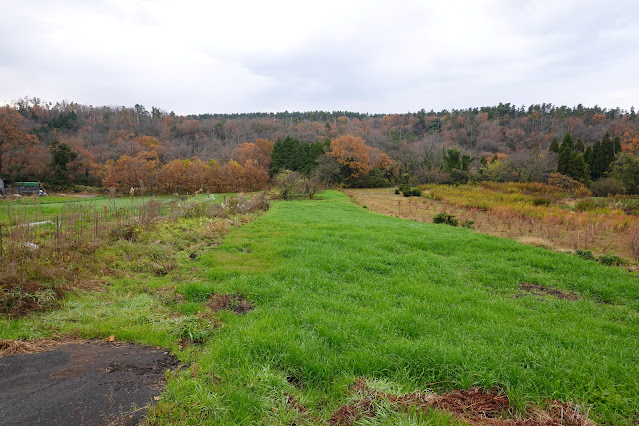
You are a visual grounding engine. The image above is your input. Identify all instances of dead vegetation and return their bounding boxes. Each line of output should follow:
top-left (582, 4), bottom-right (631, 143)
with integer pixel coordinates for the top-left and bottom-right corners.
top-left (0, 338), bottom-right (81, 357)
top-left (328, 378), bottom-right (595, 426)
top-left (0, 193), bottom-right (269, 317)
top-left (343, 186), bottom-right (639, 264)
top-left (518, 282), bottom-right (579, 301)
top-left (207, 294), bottom-right (254, 315)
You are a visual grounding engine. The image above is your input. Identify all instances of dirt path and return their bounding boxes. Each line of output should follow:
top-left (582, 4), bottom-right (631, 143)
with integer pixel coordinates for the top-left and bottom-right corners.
top-left (0, 341), bottom-right (177, 425)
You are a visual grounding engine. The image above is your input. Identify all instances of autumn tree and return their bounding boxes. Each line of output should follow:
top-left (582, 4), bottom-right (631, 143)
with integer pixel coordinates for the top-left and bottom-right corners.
top-left (101, 152), bottom-right (159, 192)
top-left (0, 107), bottom-right (47, 180)
top-left (232, 138), bottom-right (274, 170)
top-left (327, 135), bottom-right (372, 183)
top-left (156, 157), bottom-right (212, 194)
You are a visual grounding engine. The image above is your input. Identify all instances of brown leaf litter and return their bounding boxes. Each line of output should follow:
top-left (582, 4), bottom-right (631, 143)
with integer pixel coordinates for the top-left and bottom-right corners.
top-left (328, 378), bottom-right (595, 426)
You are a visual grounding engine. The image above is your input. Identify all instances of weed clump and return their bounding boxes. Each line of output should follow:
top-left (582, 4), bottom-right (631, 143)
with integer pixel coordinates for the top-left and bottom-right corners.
top-left (461, 220), bottom-right (474, 229)
top-left (532, 197), bottom-right (552, 206)
top-left (597, 253), bottom-right (627, 267)
top-left (575, 249), bottom-right (595, 261)
top-left (110, 222), bottom-right (143, 241)
top-left (433, 213), bottom-right (458, 227)
top-left (177, 316), bottom-right (217, 345)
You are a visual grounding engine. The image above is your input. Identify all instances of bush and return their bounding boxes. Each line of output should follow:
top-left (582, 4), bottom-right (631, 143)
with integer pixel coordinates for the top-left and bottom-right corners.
top-left (274, 170), bottom-right (304, 200)
top-left (433, 212), bottom-right (458, 226)
top-left (401, 186), bottom-right (422, 197)
top-left (394, 188), bottom-right (400, 195)
top-left (590, 177), bottom-right (626, 197)
top-left (461, 220), bottom-right (474, 229)
top-left (532, 197), bottom-right (552, 206)
top-left (575, 249), bottom-right (595, 261)
top-left (548, 173), bottom-right (592, 196)
top-left (598, 253), bottom-right (627, 267)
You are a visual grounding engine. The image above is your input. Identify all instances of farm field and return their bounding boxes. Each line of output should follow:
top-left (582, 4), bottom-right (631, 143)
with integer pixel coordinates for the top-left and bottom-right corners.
top-left (0, 193), bottom-right (227, 224)
top-left (2, 190), bottom-right (639, 424)
top-left (344, 183), bottom-right (639, 265)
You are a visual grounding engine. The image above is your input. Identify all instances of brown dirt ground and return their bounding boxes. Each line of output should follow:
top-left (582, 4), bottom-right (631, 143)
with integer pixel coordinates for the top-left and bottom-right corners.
top-left (518, 282), bottom-right (579, 300)
top-left (207, 293), bottom-right (254, 314)
top-left (0, 340), bottom-right (178, 425)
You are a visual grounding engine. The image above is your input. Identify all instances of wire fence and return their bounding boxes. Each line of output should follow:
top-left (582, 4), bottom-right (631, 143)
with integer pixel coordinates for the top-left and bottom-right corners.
top-left (0, 193), bottom-right (268, 261)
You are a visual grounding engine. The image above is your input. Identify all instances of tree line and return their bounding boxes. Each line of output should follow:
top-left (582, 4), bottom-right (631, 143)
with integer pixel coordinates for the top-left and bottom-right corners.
top-left (1, 97), bottom-right (638, 194)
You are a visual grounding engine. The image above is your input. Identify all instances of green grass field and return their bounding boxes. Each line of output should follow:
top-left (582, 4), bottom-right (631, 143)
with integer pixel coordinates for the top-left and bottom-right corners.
top-left (0, 194), bottom-right (222, 223)
top-left (2, 190), bottom-right (638, 424)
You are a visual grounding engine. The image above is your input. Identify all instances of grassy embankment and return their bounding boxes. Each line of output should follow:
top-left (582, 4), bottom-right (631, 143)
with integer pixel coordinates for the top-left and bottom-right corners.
top-left (2, 190), bottom-right (639, 424)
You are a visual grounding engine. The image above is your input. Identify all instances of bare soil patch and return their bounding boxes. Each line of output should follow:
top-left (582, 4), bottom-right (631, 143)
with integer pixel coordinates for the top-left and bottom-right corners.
top-left (207, 293), bottom-right (253, 314)
top-left (0, 340), bottom-right (178, 425)
top-left (519, 282), bottom-right (579, 300)
top-left (329, 378), bottom-right (594, 426)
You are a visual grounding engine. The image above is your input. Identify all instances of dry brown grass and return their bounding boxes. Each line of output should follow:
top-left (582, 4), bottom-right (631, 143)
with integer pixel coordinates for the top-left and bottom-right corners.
top-left (0, 338), bottom-right (84, 357)
top-left (343, 186), bottom-right (639, 263)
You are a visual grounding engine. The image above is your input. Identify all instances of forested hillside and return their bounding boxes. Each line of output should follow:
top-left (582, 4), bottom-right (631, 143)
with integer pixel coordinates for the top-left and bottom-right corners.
top-left (2, 97), bottom-right (638, 193)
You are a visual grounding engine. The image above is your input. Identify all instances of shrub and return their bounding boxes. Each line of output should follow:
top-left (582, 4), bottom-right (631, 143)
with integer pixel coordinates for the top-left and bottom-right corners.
top-left (433, 212), bottom-right (458, 226)
top-left (598, 253), bottom-right (627, 267)
top-left (394, 188), bottom-right (400, 195)
top-left (274, 170), bottom-right (303, 200)
top-left (590, 177), bottom-right (625, 197)
top-left (400, 186), bottom-right (422, 197)
top-left (461, 220), bottom-right (475, 229)
top-left (575, 249), bottom-right (595, 261)
top-left (532, 197), bottom-right (552, 206)
top-left (548, 173), bottom-right (592, 196)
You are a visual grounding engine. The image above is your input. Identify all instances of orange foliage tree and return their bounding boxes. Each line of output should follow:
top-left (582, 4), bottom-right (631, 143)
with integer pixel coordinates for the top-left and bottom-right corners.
top-left (215, 160), bottom-right (269, 193)
top-left (101, 152), bottom-right (159, 191)
top-left (232, 138), bottom-right (274, 170)
top-left (0, 107), bottom-right (47, 180)
top-left (328, 135), bottom-right (372, 181)
top-left (156, 157), bottom-right (212, 194)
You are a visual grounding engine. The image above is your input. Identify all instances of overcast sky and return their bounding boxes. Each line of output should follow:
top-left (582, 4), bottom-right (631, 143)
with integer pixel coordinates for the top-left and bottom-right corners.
top-left (1, 0), bottom-right (638, 115)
